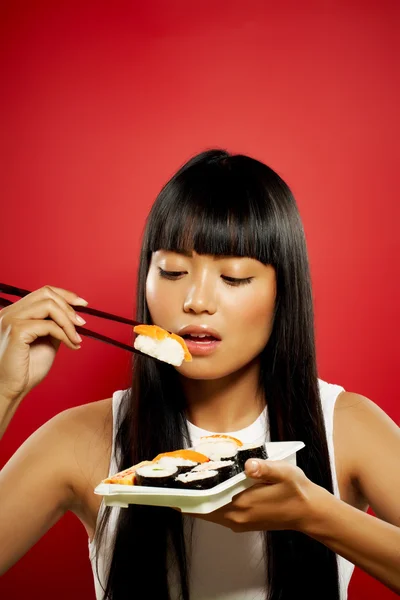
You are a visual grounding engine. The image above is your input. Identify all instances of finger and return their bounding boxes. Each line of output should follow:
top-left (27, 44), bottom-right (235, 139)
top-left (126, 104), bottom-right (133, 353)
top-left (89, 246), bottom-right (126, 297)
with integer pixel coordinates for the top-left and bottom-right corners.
top-left (14, 299), bottom-right (83, 345)
top-left (37, 288), bottom-right (87, 326)
top-left (12, 319), bottom-right (81, 350)
top-left (245, 459), bottom-right (294, 483)
top-left (3, 285), bottom-right (88, 324)
top-left (38, 285), bottom-right (89, 307)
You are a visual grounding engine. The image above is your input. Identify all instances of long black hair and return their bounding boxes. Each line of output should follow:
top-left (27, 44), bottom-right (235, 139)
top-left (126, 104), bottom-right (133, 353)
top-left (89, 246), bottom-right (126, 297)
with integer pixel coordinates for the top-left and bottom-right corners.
top-left (94, 149), bottom-right (340, 600)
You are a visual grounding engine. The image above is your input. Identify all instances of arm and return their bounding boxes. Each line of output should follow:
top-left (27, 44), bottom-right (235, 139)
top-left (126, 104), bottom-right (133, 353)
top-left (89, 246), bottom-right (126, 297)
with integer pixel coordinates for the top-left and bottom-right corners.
top-left (0, 409), bottom-right (78, 575)
top-left (308, 391), bottom-right (400, 592)
top-left (0, 285), bottom-right (96, 573)
top-left (195, 393), bottom-right (400, 593)
top-left (304, 481), bottom-right (400, 594)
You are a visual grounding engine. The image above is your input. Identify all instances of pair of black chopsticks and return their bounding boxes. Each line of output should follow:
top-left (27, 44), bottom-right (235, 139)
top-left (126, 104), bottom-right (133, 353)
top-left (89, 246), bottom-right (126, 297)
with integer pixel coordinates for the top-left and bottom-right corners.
top-left (0, 283), bottom-right (143, 355)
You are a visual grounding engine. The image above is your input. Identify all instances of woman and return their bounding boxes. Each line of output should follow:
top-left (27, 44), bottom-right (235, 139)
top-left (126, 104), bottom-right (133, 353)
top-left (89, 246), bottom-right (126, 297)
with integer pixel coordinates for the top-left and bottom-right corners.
top-left (0, 150), bottom-right (399, 600)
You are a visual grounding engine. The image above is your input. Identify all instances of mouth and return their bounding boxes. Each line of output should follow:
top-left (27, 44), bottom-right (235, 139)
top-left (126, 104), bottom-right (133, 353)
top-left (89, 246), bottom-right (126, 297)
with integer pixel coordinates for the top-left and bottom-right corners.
top-left (178, 326), bottom-right (222, 357)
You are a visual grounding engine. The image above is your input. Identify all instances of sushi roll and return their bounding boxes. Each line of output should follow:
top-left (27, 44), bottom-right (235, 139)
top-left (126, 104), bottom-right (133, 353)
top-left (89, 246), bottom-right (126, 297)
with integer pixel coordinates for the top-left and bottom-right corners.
top-left (174, 470), bottom-right (220, 490)
top-left (237, 443), bottom-right (268, 471)
top-left (135, 464), bottom-right (178, 487)
top-left (194, 435), bottom-right (241, 463)
top-left (133, 325), bottom-right (192, 366)
top-left (192, 459), bottom-right (238, 483)
top-left (156, 456), bottom-right (199, 474)
top-left (102, 460), bottom-right (153, 485)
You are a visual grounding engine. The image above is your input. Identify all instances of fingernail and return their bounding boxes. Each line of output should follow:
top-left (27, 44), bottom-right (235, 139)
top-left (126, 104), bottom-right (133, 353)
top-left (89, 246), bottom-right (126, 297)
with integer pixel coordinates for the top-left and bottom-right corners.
top-left (76, 333), bottom-right (83, 343)
top-left (249, 460), bottom-right (260, 476)
top-left (75, 297), bottom-right (88, 306)
top-left (76, 315), bottom-right (86, 325)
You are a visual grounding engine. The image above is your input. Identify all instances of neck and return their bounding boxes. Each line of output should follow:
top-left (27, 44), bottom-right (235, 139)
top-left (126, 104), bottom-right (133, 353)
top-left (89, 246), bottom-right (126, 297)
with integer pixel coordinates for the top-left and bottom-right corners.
top-left (180, 358), bottom-right (265, 433)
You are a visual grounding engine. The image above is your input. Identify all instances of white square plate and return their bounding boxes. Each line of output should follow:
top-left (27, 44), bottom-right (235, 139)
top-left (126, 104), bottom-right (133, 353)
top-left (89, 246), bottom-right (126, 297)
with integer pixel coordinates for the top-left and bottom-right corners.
top-left (94, 441), bottom-right (305, 514)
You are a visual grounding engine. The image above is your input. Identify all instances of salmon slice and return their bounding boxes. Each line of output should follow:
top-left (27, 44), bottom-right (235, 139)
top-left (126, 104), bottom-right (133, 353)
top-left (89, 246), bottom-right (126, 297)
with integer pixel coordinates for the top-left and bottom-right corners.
top-left (153, 450), bottom-right (210, 463)
top-left (133, 324), bottom-right (192, 362)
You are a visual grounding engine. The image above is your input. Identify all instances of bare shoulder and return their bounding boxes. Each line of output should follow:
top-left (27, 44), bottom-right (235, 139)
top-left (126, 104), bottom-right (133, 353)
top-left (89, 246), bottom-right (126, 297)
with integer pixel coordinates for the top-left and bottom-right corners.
top-left (53, 396), bottom-right (113, 441)
top-left (48, 397), bottom-right (114, 489)
top-left (334, 391), bottom-right (398, 440)
top-left (333, 391), bottom-right (400, 524)
top-left (43, 397), bottom-right (115, 537)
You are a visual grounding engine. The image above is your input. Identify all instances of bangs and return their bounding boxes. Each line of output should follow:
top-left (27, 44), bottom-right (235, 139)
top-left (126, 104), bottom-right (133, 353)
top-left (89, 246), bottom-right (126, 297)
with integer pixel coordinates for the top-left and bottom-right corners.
top-left (145, 156), bottom-right (280, 265)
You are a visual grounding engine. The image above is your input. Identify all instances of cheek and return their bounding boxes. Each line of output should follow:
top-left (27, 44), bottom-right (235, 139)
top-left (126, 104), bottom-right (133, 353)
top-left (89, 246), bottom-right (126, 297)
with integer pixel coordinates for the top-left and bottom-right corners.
top-left (232, 294), bottom-right (275, 354)
top-left (228, 280), bottom-right (275, 334)
top-left (145, 272), bottom-right (164, 324)
top-left (145, 272), bottom-right (179, 327)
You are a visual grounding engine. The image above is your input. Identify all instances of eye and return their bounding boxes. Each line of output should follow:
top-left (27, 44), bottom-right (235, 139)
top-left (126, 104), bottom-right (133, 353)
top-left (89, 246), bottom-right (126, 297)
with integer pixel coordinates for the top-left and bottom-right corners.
top-left (222, 276), bottom-right (254, 287)
top-left (158, 267), bottom-right (186, 280)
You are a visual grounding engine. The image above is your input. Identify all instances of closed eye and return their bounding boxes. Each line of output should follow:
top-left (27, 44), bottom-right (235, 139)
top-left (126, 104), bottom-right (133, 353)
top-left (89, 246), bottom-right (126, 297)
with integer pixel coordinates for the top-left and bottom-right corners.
top-left (158, 267), bottom-right (186, 280)
top-left (222, 276), bottom-right (254, 286)
top-left (158, 268), bottom-right (253, 286)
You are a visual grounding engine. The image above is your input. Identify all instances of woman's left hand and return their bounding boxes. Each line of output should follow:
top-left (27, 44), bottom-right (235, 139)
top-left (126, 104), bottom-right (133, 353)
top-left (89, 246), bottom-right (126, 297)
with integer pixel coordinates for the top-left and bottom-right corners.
top-left (193, 458), bottom-right (320, 533)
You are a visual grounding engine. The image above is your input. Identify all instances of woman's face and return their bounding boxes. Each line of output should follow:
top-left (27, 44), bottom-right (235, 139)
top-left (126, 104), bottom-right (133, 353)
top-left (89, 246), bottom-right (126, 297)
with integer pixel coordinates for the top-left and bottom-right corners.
top-left (146, 250), bottom-right (276, 380)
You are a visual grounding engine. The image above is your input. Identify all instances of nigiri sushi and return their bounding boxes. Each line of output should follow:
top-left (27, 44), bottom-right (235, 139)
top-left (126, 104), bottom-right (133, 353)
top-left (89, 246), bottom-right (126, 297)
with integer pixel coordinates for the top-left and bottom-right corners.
top-left (194, 435), bottom-right (242, 462)
top-left (133, 324), bottom-right (192, 366)
top-left (153, 449), bottom-right (210, 464)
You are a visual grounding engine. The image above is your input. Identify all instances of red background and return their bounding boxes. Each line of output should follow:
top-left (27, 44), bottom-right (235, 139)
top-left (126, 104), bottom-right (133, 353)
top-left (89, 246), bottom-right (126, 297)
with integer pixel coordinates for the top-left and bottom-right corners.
top-left (0, 1), bottom-right (399, 599)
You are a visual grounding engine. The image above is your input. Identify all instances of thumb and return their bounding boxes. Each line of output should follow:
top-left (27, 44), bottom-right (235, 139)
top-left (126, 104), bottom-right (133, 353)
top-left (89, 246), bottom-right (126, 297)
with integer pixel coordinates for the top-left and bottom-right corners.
top-left (245, 459), bottom-right (289, 483)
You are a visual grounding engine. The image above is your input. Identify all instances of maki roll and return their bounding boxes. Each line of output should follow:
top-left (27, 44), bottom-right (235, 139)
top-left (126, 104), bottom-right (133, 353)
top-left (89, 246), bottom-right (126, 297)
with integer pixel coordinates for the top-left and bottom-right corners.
top-left (194, 435), bottom-right (241, 463)
top-left (156, 456), bottom-right (199, 474)
top-left (135, 464), bottom-right (178, 487)
top-left (237, 442), bottom-right (268, 471)
top-left (175, 470), bottom-right (219, 490)
top-left (192, 459), bottom-right (238, 483)
top-left (102, 460), bottom-right (153, 485)
top-left (133, 325), bottom-right (192, 366)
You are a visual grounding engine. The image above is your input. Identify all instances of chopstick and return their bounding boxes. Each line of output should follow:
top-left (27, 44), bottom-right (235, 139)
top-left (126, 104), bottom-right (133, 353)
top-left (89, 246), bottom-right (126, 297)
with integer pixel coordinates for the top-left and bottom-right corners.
top-left (0, 283), bottom-right (139, 326)
top-left (0, 283), bottom-right (142, 355)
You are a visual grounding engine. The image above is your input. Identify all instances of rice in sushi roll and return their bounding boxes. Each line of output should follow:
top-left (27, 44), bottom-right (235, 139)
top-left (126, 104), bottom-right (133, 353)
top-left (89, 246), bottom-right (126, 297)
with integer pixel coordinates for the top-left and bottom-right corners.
top-left (133, 325), bottom-right (192, 366)
top-left (156, 456), bottom-right (199, 474)
top-left (135, 464), bottom-right (178, 487)
top-left (192, 459), bottom-right (238, 483)
top-left (237, 442), bottom-right (268, 471)
top-left (175, 470), bottom-right (220, 490)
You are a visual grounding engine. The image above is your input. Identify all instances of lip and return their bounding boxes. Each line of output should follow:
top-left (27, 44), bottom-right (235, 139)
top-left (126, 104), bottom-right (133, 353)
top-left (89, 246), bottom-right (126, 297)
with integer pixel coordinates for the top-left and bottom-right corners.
top-left (177, 325), bottom-right (222, 357)
top-left (178, 325), bottom-right (222, 340)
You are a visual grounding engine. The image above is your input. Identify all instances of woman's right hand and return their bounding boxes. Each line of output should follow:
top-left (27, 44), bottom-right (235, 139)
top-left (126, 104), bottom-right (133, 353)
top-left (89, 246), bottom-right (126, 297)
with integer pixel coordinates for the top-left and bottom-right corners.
top-left (0, 285), bottom-right (88, 404)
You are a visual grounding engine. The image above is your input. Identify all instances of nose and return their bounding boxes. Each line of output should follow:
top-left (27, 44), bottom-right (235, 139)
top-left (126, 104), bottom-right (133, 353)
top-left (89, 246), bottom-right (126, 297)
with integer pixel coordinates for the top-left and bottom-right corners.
top-left (183, 274), bottom-right (217, 315)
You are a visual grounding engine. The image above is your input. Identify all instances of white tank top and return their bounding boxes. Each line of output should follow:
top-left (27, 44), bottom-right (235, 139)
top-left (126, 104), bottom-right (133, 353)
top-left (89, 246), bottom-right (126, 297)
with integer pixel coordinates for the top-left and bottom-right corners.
top-left (89, 380), bottom-right (355, 599)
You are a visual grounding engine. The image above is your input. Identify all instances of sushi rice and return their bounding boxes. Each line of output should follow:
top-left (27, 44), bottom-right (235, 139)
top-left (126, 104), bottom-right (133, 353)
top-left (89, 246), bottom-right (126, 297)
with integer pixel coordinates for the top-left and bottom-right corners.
top-left (193, 459), bottom-right (238, 482)
top-left (194, 439), bottom-right (239, 461)
top-left (175, 470), bottom-right (220, 489)
top-left (134, 335), bottom-right (185, 366)
top-left (157, 456), bottom-right (199, 473)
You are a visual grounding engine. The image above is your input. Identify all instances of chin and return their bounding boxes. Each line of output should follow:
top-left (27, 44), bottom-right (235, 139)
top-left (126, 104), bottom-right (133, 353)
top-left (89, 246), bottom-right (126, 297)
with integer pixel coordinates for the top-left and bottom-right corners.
top-left (175, 360), bottom-right (248, 381)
